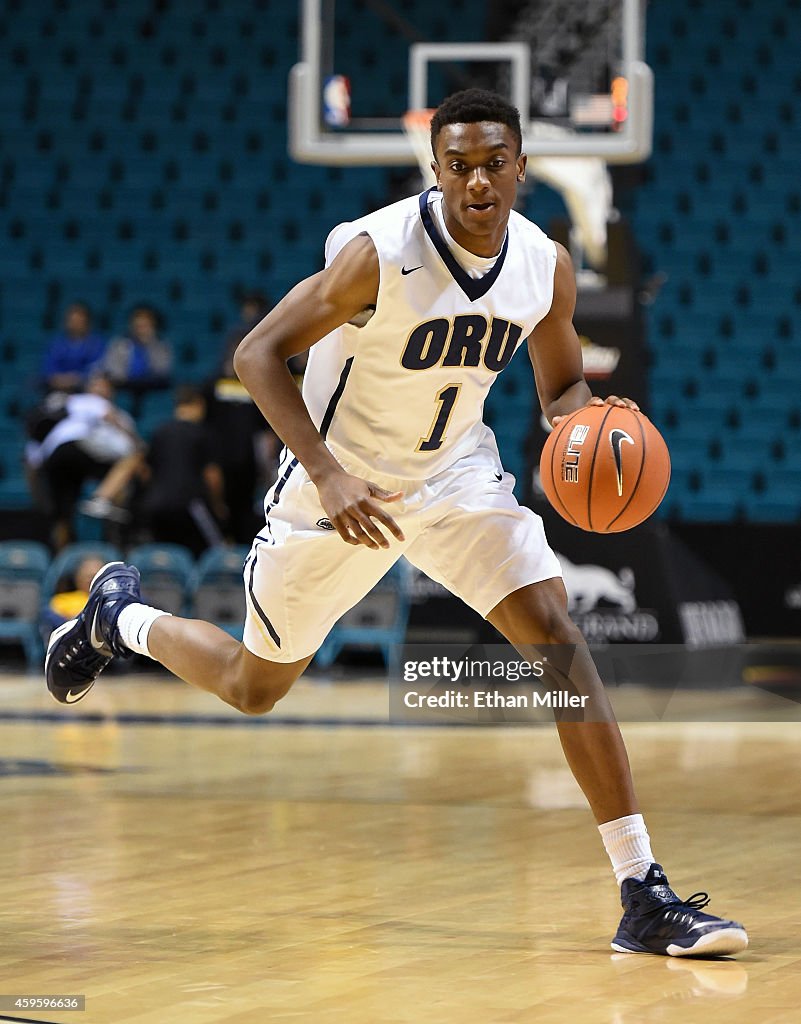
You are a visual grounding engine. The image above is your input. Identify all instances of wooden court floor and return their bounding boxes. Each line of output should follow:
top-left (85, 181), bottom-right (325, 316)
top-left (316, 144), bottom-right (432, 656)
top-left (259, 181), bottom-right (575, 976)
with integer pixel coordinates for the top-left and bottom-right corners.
top-left (1, 669), bottom-right (800, 1024)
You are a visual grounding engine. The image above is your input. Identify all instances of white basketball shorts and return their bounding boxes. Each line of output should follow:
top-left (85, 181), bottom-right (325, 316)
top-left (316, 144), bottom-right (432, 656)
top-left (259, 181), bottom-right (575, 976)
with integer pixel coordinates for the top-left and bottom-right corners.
top-left (242, 436), bottom-right (562, 663)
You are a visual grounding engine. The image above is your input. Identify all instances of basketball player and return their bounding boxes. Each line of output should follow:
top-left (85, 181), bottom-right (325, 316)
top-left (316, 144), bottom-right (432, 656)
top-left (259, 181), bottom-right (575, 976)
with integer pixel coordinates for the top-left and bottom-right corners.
top-left (46, 89), bottom-right (747, 958)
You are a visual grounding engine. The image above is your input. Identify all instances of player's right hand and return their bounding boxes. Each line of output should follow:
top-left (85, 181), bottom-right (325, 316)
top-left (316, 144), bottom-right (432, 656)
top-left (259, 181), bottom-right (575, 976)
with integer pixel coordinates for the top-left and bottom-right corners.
top-left (315, 470), bottom-right (405, 549)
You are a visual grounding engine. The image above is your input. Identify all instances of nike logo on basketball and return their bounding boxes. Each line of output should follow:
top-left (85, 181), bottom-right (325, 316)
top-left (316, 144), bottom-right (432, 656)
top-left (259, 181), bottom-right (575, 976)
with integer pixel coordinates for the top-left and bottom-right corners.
top-left (401, 265), bottom-right (423, 275)
top-left (609, 429), bottom-right (635, 496)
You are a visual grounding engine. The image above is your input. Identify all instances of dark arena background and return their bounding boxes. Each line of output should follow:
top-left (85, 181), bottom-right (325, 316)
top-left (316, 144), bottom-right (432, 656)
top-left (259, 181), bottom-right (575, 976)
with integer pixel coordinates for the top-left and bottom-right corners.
top-left (1, 2), bottom-right (800, 1022)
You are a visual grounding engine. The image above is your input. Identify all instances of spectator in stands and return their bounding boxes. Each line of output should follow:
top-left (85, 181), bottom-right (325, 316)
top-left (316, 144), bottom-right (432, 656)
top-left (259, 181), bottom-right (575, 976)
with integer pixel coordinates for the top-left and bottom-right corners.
top-left (203, 292), bottom-right (308, 542)
top-left (221, 290), bottom-right (308, 385)
top-left (206, 302), bottom-right (276, 544)
top-left (26, 372), bottom-right (144, 550)
top-left (220, 290), bottom-right (272, 371)
top-left (140, 384), bottom-right (227, 556)
top-left (204, 371), bottom-right (270, 545)
top-left (103, 304), bottom-right (173, 415)
top-left (41, 302), bottom-right (107, 393)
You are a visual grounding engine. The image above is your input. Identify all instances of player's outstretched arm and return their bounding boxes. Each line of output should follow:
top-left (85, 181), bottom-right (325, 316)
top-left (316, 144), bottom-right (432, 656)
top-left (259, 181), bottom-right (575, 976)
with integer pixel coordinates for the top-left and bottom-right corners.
top-left (233, 234), bottom-right (404, 550)
top-left (527, 243), bottom-right (639, 425)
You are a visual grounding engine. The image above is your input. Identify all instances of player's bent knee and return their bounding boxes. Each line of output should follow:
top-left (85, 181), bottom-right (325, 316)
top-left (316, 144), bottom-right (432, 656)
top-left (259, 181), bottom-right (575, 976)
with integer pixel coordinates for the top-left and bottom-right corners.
top-left (235, 687), bottom-right (280, 716)
top-left (227, 646), bottom-right (308, 716)
top-left (231, 676), bottom-right (292, 716)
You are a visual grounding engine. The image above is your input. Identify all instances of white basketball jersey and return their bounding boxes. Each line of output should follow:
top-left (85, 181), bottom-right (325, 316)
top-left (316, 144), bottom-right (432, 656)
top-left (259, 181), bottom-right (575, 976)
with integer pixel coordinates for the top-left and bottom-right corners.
top-left (302, 188), bottom-right (557, 479)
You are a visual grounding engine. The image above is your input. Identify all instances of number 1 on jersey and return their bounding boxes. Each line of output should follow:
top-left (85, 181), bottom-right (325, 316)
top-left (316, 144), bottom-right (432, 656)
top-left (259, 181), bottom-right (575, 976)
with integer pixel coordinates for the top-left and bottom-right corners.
top-left (418, 384), bottom-right (462, 452)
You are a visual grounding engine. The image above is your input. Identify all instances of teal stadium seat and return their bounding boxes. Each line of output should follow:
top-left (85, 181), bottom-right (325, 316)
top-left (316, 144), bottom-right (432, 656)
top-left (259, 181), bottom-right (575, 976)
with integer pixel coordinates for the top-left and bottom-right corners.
top-left (0, 540), bottom-right (50, 667)
top-left (189, 545), bottom-right (249, 640)
top-left (315, 560), bottom-right (412, 676)
top-left (127, 543), bottom-right (195, 616)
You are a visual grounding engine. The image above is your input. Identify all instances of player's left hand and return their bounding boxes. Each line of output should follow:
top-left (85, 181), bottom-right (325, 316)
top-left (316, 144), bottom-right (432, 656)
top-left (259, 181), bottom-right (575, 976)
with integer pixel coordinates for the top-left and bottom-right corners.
top-left (553, 394), bottom-right (640, 426)
top-left (315, 469), bottom-right (405, 549)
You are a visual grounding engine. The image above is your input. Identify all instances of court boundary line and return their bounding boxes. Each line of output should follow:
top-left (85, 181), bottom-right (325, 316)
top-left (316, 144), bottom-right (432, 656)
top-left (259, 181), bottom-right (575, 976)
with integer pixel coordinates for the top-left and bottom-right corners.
top-left (0, 1014), bottom-right (66, 1024)
top-left (0, 710), bottom-right (485, 730)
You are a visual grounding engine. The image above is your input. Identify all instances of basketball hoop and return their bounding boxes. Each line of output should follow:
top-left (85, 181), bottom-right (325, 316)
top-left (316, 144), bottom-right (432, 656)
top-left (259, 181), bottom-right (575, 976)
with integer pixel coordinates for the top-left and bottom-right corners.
top-left (401, 108), bottom-right (436, 189)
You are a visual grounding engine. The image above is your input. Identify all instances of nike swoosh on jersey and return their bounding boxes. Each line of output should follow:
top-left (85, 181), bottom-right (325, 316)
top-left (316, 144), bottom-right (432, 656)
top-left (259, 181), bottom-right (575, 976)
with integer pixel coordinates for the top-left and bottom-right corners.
top-left (401, 265), bottom-right (423, 275)
top-left (609, 428), bottom-right (635, 496)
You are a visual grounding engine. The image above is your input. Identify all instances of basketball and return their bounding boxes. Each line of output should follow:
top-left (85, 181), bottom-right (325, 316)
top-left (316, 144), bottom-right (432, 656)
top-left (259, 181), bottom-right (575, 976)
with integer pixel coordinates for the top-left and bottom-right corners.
top-left (539, 404), bottom-right (671, 533)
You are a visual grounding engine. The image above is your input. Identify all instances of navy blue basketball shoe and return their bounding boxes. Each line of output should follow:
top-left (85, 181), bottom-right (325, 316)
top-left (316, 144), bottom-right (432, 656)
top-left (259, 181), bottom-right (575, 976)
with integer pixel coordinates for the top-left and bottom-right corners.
top-left (45, 561), bottom-right (141, 705)
top-left (611, 863), bottom-right (748, 957)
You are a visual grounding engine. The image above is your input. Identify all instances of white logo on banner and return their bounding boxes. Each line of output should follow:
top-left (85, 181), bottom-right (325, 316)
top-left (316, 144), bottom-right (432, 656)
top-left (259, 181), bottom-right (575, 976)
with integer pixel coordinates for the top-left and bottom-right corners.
top-left (556, 554), bottom-right (659, 643)
top-left (557, 554), bottom-right (636, 613)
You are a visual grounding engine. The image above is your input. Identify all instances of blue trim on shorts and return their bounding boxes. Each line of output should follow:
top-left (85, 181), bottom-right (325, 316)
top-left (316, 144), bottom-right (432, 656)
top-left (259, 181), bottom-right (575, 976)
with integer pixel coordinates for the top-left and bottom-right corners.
top-left (247, 547), bottom-right (281, 648)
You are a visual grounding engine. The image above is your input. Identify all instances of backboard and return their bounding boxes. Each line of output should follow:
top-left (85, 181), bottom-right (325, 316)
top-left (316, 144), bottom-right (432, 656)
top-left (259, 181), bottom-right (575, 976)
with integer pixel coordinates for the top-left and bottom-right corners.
top-left (289, 0), bottom-right (653, 166)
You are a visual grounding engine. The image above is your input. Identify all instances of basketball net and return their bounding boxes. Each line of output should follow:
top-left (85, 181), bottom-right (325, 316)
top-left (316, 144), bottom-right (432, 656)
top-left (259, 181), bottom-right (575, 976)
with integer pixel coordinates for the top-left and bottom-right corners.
top-left (402, 108), bottom-right (437, 190)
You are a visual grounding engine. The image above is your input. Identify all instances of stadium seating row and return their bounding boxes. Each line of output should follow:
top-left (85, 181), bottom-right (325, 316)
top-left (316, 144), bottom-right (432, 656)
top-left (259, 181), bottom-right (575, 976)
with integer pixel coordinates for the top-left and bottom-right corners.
top-left (0, 540), bottom-right (249, 667)
top-left (0, 539), bottom-right (410, 674)
top-left (632, 0), bottom-right (801, 521)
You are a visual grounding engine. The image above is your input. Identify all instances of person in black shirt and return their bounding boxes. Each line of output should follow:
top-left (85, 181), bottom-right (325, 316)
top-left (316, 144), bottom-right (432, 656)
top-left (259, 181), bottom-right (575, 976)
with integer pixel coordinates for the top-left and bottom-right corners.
top-left (141, 385), bottom-right (227, 556)
top-left (206, 291), bottom-right (306, 543)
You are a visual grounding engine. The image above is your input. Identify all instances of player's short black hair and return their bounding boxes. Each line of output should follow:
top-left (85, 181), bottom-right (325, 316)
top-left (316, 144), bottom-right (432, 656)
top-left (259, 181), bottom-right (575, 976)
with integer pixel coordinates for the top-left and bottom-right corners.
top-left (430, 88), bottom-right (523, 158)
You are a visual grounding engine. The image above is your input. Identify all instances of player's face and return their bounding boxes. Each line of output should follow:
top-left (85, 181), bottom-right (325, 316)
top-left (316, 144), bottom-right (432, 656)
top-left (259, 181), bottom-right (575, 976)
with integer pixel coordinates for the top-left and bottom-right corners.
top-left (431, 122), bottom-right (526, 257)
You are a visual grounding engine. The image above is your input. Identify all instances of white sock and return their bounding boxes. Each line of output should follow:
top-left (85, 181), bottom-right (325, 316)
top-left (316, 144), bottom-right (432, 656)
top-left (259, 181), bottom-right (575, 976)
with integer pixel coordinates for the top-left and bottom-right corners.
top-left (598, 813), bottom-right (654, 886)
top-left (117, 604), bottom-right (171, 658)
